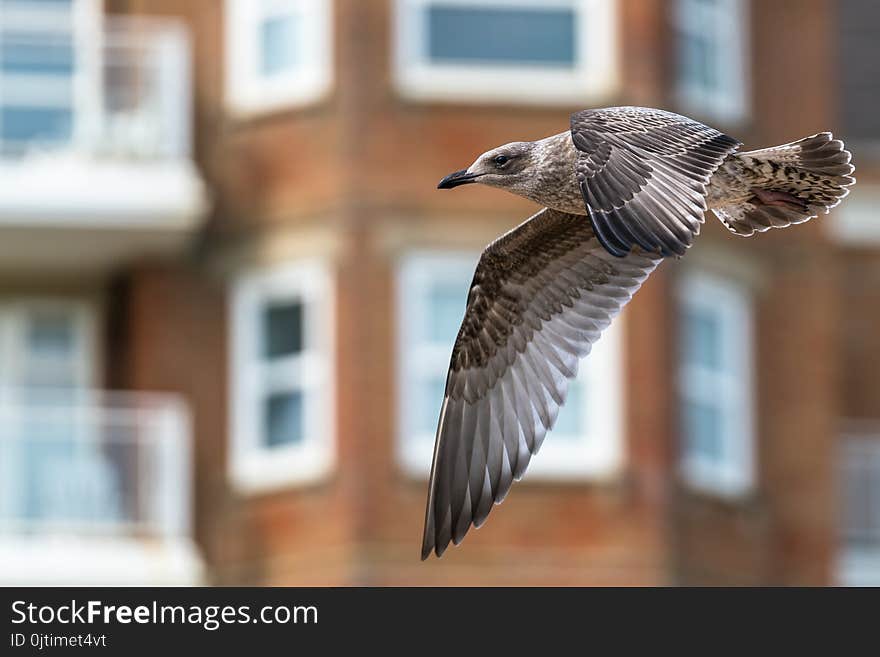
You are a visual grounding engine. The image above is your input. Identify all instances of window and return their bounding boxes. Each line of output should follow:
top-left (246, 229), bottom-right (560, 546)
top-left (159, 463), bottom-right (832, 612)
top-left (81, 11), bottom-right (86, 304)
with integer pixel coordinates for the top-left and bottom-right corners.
top-left (838, 0), bottom-right (880, 145)
top-left (229, 261), bottom-right (334, 492)
top-left (224, 0), bottom-right (333, 114)
top-left (677, 271), bottom-right (754, 497)
top-left (396, 252), bottom-right (623, 480)
top-left (838, 435), bottom-right (880, 585)
top-left (841, 437), bottom-right (880, 550)
top-left (0, 299), bottom-right (98, 525)
top-left (394, 0), bottom-right (618, 104)
top-left (673, 0), bottom-right (748, 123)
top-left (0, 299), bottom-right (95, 390)
top-left (0, 0), bottom-right (100, 155)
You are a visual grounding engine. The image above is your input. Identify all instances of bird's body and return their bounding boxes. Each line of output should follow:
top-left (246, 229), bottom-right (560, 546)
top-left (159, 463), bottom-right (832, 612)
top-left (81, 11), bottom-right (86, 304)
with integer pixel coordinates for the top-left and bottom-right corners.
top-left (424, 106), bottom-right (855, 560)
top-left (478, 119), bottom-right (852, 235)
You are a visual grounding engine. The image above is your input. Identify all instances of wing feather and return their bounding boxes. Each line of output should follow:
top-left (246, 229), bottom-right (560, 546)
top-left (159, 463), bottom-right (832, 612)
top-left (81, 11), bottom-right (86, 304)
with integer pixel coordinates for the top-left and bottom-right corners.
top-left (571, 106), bottom-right (741, 257)
top-left (421, 208), bottom-right (661, 559)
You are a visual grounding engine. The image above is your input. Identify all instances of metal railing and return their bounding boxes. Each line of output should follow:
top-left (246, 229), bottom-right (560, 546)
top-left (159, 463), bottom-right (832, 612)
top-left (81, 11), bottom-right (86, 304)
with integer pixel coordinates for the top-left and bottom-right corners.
top-left (0, 15), bottom-right (192, 159)
top-left (0, 388), bottom-right (193, 540)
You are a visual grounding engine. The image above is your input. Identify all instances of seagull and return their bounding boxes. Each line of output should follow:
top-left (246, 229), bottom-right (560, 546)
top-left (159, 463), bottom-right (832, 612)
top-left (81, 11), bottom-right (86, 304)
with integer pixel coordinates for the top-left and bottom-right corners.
top-left (422, 106), bottom-right (854, 560)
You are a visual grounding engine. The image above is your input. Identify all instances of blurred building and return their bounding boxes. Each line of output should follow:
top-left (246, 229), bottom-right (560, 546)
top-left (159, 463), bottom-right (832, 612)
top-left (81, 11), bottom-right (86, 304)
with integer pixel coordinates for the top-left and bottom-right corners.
top-left (0, 0), bottom-right (204, 584)
top-left (0, 0), bottom-right (877, 585)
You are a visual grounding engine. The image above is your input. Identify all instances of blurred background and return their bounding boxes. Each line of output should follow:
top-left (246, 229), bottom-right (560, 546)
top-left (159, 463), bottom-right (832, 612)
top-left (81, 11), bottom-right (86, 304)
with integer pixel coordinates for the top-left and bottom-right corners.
top-left (0, 0), bottom-right (877, 586)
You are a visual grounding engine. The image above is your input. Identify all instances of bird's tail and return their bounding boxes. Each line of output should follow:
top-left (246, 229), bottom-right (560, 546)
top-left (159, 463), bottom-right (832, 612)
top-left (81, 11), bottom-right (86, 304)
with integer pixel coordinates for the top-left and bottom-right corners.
top-left (713, 132), bottom-right (855, 237)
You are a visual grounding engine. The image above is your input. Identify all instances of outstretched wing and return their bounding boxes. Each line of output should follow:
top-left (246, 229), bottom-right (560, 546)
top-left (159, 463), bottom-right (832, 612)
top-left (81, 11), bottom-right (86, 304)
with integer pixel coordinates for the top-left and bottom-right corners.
top-left (421, 208), bottom-right (662, 559)
top-left (571, 106), bottom-right (741, 257)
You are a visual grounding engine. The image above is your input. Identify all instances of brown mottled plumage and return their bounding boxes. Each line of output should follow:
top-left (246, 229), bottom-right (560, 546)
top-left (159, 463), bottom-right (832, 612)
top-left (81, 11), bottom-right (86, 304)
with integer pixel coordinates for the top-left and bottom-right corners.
top-left (424, 106), bottom-right (855, 559)
top-left (709, 132), bottom-right (855, 235)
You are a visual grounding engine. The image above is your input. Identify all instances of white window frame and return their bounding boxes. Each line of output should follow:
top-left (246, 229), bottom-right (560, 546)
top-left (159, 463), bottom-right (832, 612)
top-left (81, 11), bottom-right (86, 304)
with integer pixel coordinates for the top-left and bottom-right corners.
top-left (396, 251), bottom-right (623, 482)
top-left (677, 271), bottom-right (754, 498)
top-left (673, 0), bottom-right (749, 124)
top-left (393, 0), bottom-right (618, 105)
top-left (224, 0), bottom-right (333, 116)
top-left (229, 260), bottom-right (335, 493)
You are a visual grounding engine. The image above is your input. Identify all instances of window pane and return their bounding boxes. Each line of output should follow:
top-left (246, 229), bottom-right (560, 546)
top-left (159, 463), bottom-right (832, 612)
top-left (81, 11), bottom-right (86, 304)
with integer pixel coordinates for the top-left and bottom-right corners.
top-left (843, 463), bottom-right (870, 544)
top-left (0, 33), bottom-right (74, 75)
top-left (0, 106), bottom-right (72, 144)
top-left (678, 32), bottom-right (716, 90)
top-left (839, 0), bottom-right (880, 141)
top-left (554, 379), bottom-right (585, 437)
top-left (260, 13), bottom-right (299, 76)
top-left (427, 6), bottom-right (576, 67)
top-left (2, 0), bottom-right (73, 5)
top-left (263, 390), bottom-right (304, 447)
top-left (682, 306), bottom-right (721, 370)
top-left (683, 400), bottom-right (722, 463)
top-left (21, 312), bottom-right (78, 388)
top-left (263, 301), bottom-right (303, 359)
top-left (427, 280), bottom-right (466, 345)
top-left (841, 440), bottom-right (880, 547)
top-left (28, 312), bottom-right (74, 356)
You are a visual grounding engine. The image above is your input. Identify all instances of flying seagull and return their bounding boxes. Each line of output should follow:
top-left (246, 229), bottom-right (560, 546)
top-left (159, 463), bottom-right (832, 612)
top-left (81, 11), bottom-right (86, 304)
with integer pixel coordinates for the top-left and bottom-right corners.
top-left (422, 106), bottom-right (854, 560)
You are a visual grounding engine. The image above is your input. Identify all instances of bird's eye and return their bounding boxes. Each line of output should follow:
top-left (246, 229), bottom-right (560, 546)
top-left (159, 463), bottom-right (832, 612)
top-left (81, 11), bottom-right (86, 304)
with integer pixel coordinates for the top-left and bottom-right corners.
top-left (493, 155), bottom-right (510, 167)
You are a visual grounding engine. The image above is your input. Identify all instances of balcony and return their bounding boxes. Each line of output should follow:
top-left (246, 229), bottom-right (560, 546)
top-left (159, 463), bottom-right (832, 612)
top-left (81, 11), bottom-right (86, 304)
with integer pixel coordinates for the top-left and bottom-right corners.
top-left (0, 389), bottom-right (203, 585)
top-left (0, 12), bottom-right (207, 274)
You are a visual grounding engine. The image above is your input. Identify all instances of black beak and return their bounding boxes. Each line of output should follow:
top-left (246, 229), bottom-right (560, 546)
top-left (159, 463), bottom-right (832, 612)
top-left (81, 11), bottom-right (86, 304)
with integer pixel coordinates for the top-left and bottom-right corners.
top-left (437, 169), bottom-right (479, 190)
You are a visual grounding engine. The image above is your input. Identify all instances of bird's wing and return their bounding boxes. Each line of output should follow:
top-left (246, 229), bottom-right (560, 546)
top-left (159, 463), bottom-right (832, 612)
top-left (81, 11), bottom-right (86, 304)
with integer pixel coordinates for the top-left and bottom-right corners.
top-left (570, 106), bottom-right (741, 257)
top-left (421, 208), bottom-right (662, 559)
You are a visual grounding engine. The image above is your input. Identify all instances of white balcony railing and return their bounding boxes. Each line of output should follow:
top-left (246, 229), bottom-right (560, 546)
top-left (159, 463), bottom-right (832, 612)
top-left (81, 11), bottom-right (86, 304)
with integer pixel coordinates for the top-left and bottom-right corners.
top-left (0, 15), bottom-right (191, 159)
top-left (97, 17), bottom-right (192, 159)
top-left (0, 389), bottom-right (193, 541)
top-left (0, 13), bottom-right (205, 271)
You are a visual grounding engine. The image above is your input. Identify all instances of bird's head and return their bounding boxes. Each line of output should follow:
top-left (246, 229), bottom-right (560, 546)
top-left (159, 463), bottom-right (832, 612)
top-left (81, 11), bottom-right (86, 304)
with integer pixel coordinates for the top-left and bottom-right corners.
top-left (437, 141), bottom-right (541, 198)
